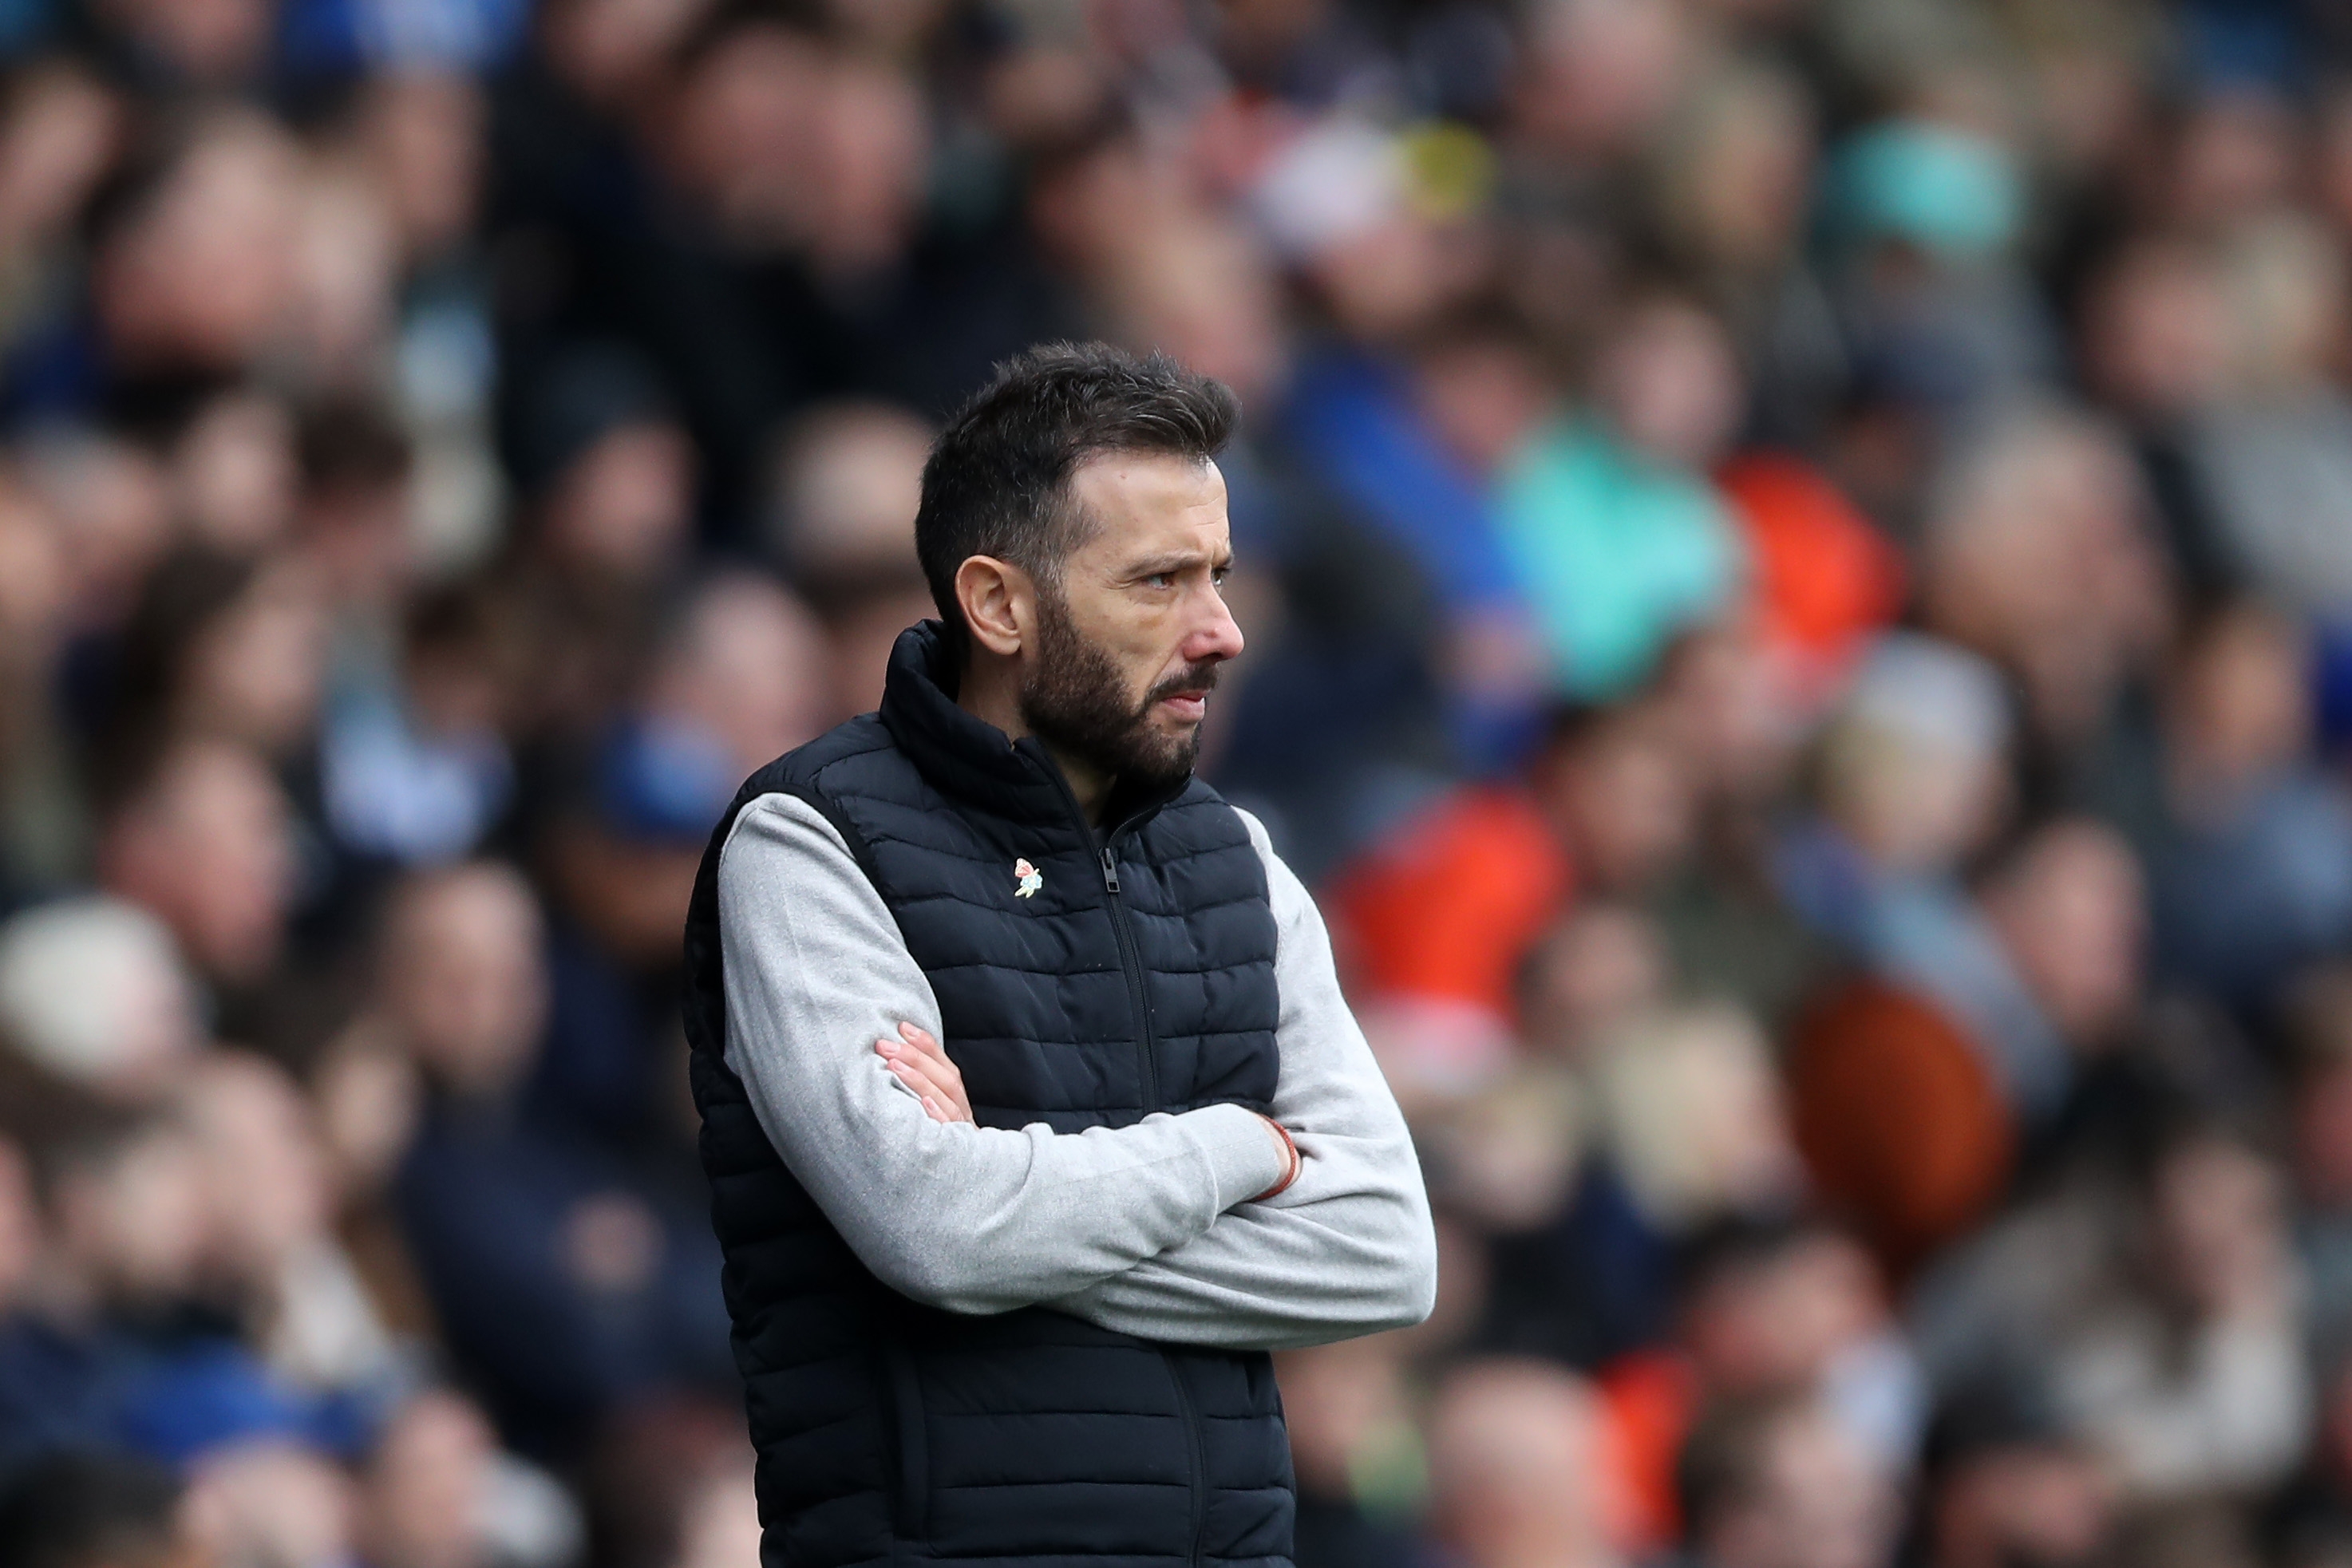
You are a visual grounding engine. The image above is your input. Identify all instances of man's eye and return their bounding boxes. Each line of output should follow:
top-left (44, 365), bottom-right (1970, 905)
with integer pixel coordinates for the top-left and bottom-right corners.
top-left (1211, 567), bottom-right (1231, 587)
top-left (1144, 573), bottom-right (1176, 589)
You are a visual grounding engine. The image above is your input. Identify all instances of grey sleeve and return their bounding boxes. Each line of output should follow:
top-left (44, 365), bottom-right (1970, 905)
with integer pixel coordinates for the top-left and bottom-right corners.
top-left (1044, 808), bottom-right (1439, 1350)
top-left (717, 792), bottom-right (1291, 1317)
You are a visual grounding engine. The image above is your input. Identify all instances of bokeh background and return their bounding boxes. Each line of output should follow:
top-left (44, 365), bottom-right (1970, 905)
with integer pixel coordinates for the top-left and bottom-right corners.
top-left (9, 0), bottom-right (2352, 1566)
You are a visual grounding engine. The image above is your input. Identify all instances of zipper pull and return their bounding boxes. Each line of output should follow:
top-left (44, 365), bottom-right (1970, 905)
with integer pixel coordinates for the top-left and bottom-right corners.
top-left (1099, 846), bottom-right (1121, 894)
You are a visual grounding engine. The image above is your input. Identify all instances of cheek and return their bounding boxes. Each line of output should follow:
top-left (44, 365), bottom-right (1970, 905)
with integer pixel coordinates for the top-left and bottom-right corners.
top-left (1061, 594), bottom-right (1168, 689)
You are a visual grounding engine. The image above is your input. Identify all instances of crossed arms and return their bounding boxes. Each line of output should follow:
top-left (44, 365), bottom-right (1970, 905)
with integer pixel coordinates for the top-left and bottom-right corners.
top-left (714, 793), bottom-right (1438, 1351)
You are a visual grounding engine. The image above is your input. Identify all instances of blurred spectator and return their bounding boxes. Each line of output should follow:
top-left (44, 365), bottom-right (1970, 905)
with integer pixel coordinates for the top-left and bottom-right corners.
top-left (1642, 624), bottom-right (1836, 1029)
top-left (97, 736), bottom-right (296, 996)
top-left (1917, 407), bottom-right (2170, 762)
top-left (2078, 233), bottom-right (2237, 593)
top-left (105, 547), bottom-right (331, 768)
top-left (375, 862), bottom-right (728, 1456)
top-left (1674, 1392), bottom-right (1903, 1568)
top-left (0, 1104), bottom-right (216, 1468)
top-left (2074, 1126), bottom-right (2311, 1499)
top-left (2137, 599), bottom-right (2352, 1005)
top-left (176, 1051), bottom-right (403, 1401)
top-left (0, 464), bottom-right (78, 891)
top-left (496, 343), bottom-right (693, 759)
top-left (1587, 1002), bottom-right (1805, 1237)
top-left (1332, 780), bottom-right (1567, 1072)
top-left (0, 61), bottom-right (121, 350)
top-left (1497, 290), bottom-right (1748, 700)
top-left (1278, 283), bottom-right (1548, 771)
top-left (536, 570), bottom-right (828, 1142)
top-left (1916, 1379), bottom-right (2116, 1568)
top-left (1916, 1119), bottom-right (2310, 1504)
top-left (319, 579), bottom-right (516, 867)
top-left (1425, 1357), bottom-right (1632, 1568)
top-left (355, 1387), bottom-right (582, 1568)
top-left (164, 386), bottom-right (299, 558)
top-left (18, 423), bottom-right (171, 642)
top-left (85, 109), bottom-right (301, 398)
top-left (1978, 820), bottom-right (2148, 1076)
top-left (1775, 639), bottom-right (2135, 1136)
top-left (761, 399), bottom-right (932, 721)
top-left (1433, 1064), bottom-right (1655, 1367)
top-left (1334, 693), bottom-right (1694, 1060)
top-left (1453, 998), bottom-right (1805, 1379)
top-left (2190, 216), bottom-right (2352, 618)
top-left (180, 1431), bottom-right (357, 1568)
top-left (1677, 1215), bottom-right (1926, 1471)
top-left (293, 396), bottom-right (420, 681)
top-left (1789, 815), bottom-right (2146, 1279)
top-left (1817, 113), bottom-right (2054, 429)
top-left (1517, 901), bottom-right (1670, 1065)
top-left (1275, 1338), bottom-right (1424, 1568)
top-left (1779, 634), bottom-right (2014, 948)
top-left (1656, 66), bottom-right (1840, 444)
top-left (1713, 453), bottom-right (1905, 702)
top-left (350, 69), bottom-right (504, 576)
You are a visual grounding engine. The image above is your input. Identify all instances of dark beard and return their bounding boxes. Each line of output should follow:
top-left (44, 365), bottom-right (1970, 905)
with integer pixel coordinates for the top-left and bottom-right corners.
top-left (1020, 587), bottom-right (1218, 799)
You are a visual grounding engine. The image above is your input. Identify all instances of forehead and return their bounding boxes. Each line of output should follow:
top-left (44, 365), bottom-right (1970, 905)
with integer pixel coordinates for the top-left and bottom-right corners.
top-left (1066, 452), bottom-right (1228, 559)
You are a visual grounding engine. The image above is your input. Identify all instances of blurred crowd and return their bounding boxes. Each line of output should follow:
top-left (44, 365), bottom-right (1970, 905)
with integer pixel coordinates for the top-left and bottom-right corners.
top-left (9, 0), bottom-right (2352, 1567)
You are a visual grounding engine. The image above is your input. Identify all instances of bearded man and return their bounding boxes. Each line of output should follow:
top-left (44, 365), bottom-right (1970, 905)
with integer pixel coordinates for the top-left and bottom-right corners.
top-left (682, 343), bottom-right (1436, 1568)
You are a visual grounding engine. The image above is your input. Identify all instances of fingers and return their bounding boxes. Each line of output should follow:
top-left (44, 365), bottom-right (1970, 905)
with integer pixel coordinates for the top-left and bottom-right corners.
top-left (876, 1025), bottom-right (974, 1124)
top-left (891, 1024), bottom-right (968, 1107)
top-left (896, 1023), bottom-right (961, 1086)
top-left (882, 1050), bottom-right (951, 1113)
top-left (876, 1040), bottom-right (947, 1101)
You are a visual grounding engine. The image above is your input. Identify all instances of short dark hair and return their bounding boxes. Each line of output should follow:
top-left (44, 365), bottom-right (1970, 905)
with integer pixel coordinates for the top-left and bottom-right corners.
top-left (1673, 1209), bottom-right (1836, 1302)
top-left (914, 342), bottom-right (1237, 657)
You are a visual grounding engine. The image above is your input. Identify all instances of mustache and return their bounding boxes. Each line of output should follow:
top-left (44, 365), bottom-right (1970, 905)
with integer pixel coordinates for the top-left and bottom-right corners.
top-left (1141, 661), bottom-right (1223, 710)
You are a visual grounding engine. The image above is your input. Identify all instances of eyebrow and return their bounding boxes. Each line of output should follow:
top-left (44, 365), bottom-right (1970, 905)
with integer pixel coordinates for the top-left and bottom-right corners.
top-left (1125, 547), bottom-right (1234, 577)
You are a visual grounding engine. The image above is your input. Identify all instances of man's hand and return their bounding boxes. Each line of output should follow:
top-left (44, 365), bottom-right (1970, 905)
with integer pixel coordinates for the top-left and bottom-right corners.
top-left (877, 1023), bottom-right (974, 1124)
top-left (876, 1024), bottom-right (1297, 1202)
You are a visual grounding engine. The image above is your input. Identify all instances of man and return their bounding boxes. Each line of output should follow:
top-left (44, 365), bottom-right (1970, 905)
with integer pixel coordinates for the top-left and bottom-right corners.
top-left (1917, 1380), bottom-right (2114, 1568)
top-left (1425, 1359), bottom-right (1629, 1568)
top-left (1674, 1394), bottom-right (1900, 1568)
top-left (681, 344), bottom-right (1437, 1567)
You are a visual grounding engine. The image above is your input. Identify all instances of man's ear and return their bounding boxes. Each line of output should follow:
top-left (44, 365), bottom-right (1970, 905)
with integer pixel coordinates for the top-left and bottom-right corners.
top-left (955, 555), bottom-right (1033, 658)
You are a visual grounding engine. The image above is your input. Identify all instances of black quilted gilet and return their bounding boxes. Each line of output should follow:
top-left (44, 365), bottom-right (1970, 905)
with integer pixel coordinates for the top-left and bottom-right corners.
top-left (682, 622), bottom-right (1291, 1567)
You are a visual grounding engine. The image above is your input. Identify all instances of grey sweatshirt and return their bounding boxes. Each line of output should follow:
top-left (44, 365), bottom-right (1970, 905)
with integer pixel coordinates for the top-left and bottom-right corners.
top-left (716, 791), bottom-right (1437, 1350)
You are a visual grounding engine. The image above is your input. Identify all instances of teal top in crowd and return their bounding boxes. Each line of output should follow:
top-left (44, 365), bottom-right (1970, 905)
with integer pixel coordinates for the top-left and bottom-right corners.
top-left (1496, 417), bottom-right (1747, 700)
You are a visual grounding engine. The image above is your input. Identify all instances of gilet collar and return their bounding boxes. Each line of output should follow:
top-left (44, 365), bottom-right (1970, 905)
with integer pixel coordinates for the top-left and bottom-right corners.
top-left (876, 621), bottom-right (1192, 839)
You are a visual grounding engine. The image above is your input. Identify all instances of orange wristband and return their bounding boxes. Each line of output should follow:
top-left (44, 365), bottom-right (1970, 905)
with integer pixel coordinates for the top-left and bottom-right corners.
top-left (1251, 1117), bottom-right (1300, 1202)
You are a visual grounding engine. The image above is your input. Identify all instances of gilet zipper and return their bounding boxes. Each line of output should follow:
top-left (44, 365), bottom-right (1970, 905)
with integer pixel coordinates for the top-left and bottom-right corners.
top-left (1096, 839), bottom-right (1162, 1113)
top-left (1031, 751), bottom-right (1163, 1116)
top-left (1034, 750), bottom-right (1197, 1563)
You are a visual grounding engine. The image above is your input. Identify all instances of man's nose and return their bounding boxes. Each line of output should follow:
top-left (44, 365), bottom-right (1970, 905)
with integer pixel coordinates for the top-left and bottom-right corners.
top-left (1186, 585), bottom-right (1245, 665)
